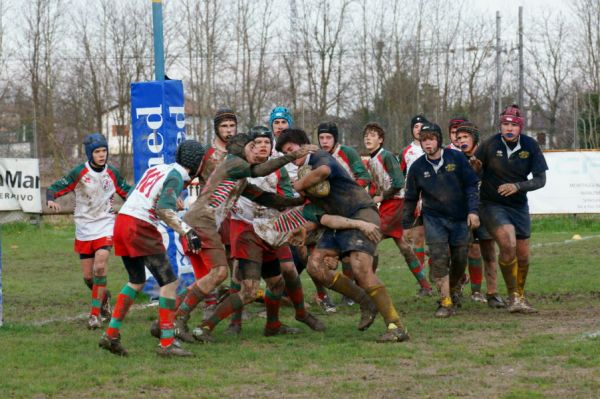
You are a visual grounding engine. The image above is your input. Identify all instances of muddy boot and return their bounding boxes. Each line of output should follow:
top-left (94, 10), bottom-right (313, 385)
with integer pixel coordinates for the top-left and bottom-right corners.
top-left (376, 324), bottom-right (410, 343)
top-left (296, 312), bottom-right (326, 332)
top-left (486, 293), bottom-right (506, 309)
top-left (192, 325), bottom-right (215, 343)
top-left (174, 315), bottom-right (195, 343)
top-left (264, 324), bottom-right (301, 336)
top-left (87, 314), bottom-right (102, 330)
top-left (156, 340), bottom-right (194, 357)
top-left (434, 297), bottom-right (455, 318)
top-left (98, 333), bottom-right (128, 357)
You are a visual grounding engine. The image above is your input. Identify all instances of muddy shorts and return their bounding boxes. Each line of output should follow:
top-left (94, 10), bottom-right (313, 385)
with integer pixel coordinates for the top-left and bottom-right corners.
top-left (316, 207), bottom-right (379, 257)
top-left (423, 213), bottom-right (469, 246)
top-left (230, 219), bottom-right (293, 264)
top-left (379, 198), bottom-right (404, 239)
top-left (480, 202), bottom-right (531, 239)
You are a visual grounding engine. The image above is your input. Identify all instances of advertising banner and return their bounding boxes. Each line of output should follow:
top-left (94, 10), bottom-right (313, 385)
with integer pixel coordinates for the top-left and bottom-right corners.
top-left (0, 158), bottom-right (41, 213)
top-left (130, 80), bottom-right (195, 295)
top-left (529, 151), bottom-right (600, 214)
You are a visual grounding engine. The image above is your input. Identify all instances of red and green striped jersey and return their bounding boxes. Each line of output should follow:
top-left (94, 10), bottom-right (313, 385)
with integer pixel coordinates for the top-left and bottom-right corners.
top-left (368, 147), bottom-right (404, 200)
top-left (331, 144), bottom-right (371, 187)
top-left (47, 162), bottom-right (131, 240)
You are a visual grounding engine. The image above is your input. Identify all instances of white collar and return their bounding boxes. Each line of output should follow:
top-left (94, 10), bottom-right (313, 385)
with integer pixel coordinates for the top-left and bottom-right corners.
top-left (502, 135), bottom-right (522, 158)
top-left (425, 149), bottom-right (445, 173)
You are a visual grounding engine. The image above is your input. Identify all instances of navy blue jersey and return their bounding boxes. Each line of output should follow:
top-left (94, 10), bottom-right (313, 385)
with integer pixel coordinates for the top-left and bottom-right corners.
top-left (306, 150), bottom-right (375, 217)
top-left (403, 149), bottom-right (479, 226)
top-left (475, 133), bottom-right (548, 207)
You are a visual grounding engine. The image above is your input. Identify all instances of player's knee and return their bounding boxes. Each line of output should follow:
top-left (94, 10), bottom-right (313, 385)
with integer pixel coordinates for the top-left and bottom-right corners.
top-left (212, 265), bottom-right (229, 285)
top-left (267, 276), bottom-right (285, 296)
top-left (239, 279), bottom-right (260, 303)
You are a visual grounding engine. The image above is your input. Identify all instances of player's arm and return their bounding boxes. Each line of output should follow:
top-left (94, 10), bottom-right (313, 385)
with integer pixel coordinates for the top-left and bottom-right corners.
top-left (401, 168), bottom-right (419, 229)
top-left (250, 144), bottom-right (318, 177)
top-left (46, 165), bottom-right (85, 212)
top-left (293, 165), bottom-right (331, 192)
top-left (381, 152), bottom-right (404, 200)
top-left (155, 171), bottom-right (201, 251)
top-left (242, 183), bottom-right (305, 211)
top-left (320, 214), bottom-right (382, 243)
top-left (108, 165), bottom-right (133, 199)
top-left (346, 147), bottom-right (371, 187)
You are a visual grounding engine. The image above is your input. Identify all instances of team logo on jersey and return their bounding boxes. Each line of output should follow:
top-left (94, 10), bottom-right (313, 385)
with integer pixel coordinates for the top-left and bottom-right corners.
top-left (519, 151), bottom-right (529, 159)
top-left (423, 171), bottom-right (431, 178)
top-left (445, 164), bottom-right (456, 172)
top-left (496, 150), bottom-right (503, 157)
top-left (102, 176), bottom-right (112, 192)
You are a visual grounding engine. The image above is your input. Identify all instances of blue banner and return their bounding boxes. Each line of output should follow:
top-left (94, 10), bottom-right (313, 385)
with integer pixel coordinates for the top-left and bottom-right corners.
top-left (130, 80), bottom-right (195, 297)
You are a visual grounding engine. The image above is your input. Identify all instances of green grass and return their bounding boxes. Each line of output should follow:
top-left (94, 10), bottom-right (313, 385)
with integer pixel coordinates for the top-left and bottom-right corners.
top-left (1, 217), bottom-right (600, 398)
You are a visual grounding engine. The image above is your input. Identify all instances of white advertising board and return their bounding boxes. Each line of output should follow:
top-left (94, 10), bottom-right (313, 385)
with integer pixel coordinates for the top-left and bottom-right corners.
top-left (528, 151), bottom-right (600, 214)
top-left (0, 158), bottom-right (42, 213)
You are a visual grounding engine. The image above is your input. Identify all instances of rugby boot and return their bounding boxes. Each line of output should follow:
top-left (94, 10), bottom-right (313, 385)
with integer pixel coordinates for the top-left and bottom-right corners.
top-left (87, 314), bottom-right (102, 330)
top-left (357, 298), bottom-right (378, 331)
top-left (202, 303), bottom-right (217, 322)
top-left (100, 290), bottom-right (112, 321)
top-left (470, 291), bottom-right (488, 303)
top-left (376, 323), bottom-right (410, 343)
top-left (434, 297), bottom-right (455, 318)
top-left (295, 312), bottom-right (326, 332)
top-left (98, 333), bottom-right (128, 357)
top-left (315, 294), bottom-right (337, 313)
top-left (156, 340), bottom-right (194, 357)
top-left (192, 325), bottom-right (215, 343)
top-left (450, 291), bottom-right (462, 309)
top-left (518, 297), bottom-right (539, 314)
top-left (417, 287), bottom-right (434, 297)
top-left (264, 324), bottom-right (301, 337)
top-left (486, 293), bottom-right (506, 309)
top-left (174, 315), bottom-right (196, 343)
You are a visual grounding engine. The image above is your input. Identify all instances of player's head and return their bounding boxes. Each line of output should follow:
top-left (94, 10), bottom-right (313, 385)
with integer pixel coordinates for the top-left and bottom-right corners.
top-left (83, 133), bottom-right (108, 167)
top-left (419, 123), bottom-right (442, 155)
top-left (269, 106), bottom-right (293, 138)
top-left (213, 107), bottom-right (238, 143)
top-left (226, 133), bottom-right (264, 164)
top-left (275, 128), bottom-right (310, 166)
top-left (448, 116), bottom-right (468, 147)
top-left (317, 121), bottom-right (338, 153)
top-left (249, 125), bottom-right (273, 161)
top-left (499, 104), bottom-right (524, 142)
top-left (455, 121), bottom-right (480, 154)
top-left (411, 114), bottom-right (429, 140)
top-left (176, 139), bottom-right (206, 179)
top-left (363, 122), bottom-right (385, 153)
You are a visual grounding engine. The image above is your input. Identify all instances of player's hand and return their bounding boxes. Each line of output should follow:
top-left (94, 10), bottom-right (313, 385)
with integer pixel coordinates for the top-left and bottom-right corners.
top-left (469, 157), bottom-right (482, 173)
top-left (467, 213), bottom-right (480, 230)
top-left (47, 200), bottom-right (61, 212)
top-left (323, 255), bottom-right (339, 270)
top-left (291, 144), bottom-right (319, 159)
top-left (372, 195), bottom-right (383, 204)
top-left (184, 230), bottom-right (201, 253)
top-left (498, 183), bottom-right (518, 197)
top-left (357, 220), bottom-right (382, 243)
top-left (289, 227), bottom-right (307, 246)
top-left (176, 197), bottom-right (185, 211)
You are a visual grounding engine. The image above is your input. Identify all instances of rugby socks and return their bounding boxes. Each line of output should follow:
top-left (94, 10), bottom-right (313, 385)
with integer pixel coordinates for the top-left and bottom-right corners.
top-left (204, 290), bottom-right (218, 309)
top-left (203, 293), bottom-right (243, 331)
top-left (176, 284), bottom-right (205, 317)
top-left (468, 257), bottom-right (483, 293)
top-left (499, 258), bottom-right (518, 298)
top-left (365, 285), bottom-right (401, 326)
top-left (315, 284), bottom-right (328, 300)
top-left (158, 297), bottom-right (176, 348)
top-left (285, 275), bottom-right (307, 319)
top-left (90, 276), bottom-right (107, 317)
top-left (228, 282), bottom-right (243, 328)
top-left (106, 284), bottom-right (137, 339)
top-left (407, 258), bottom-right (431, 290)
top-left (174, 286), bottom-right (188, 310)
top-left (264, 289), bottom-right (282, 331)
top-left (329, 271), bottom-right (370, 307)
top-left (415, 247), bottom-right (426, 266)
top-left (516, 261), bottom-right (530, 298)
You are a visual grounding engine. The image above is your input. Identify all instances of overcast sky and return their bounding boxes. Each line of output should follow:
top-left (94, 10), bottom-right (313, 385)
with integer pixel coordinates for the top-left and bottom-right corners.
top-left (467, 0), bottom-right (571, 19)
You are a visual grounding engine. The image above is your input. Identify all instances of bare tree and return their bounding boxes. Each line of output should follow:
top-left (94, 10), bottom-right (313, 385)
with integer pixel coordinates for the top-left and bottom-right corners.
top-left (525, 13), bottom-right (573, 148)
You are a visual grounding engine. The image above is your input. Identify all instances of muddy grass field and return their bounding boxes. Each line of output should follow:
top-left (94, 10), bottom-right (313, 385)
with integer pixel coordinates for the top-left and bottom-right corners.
top-left (1, 216), bottom-right (599, 398)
